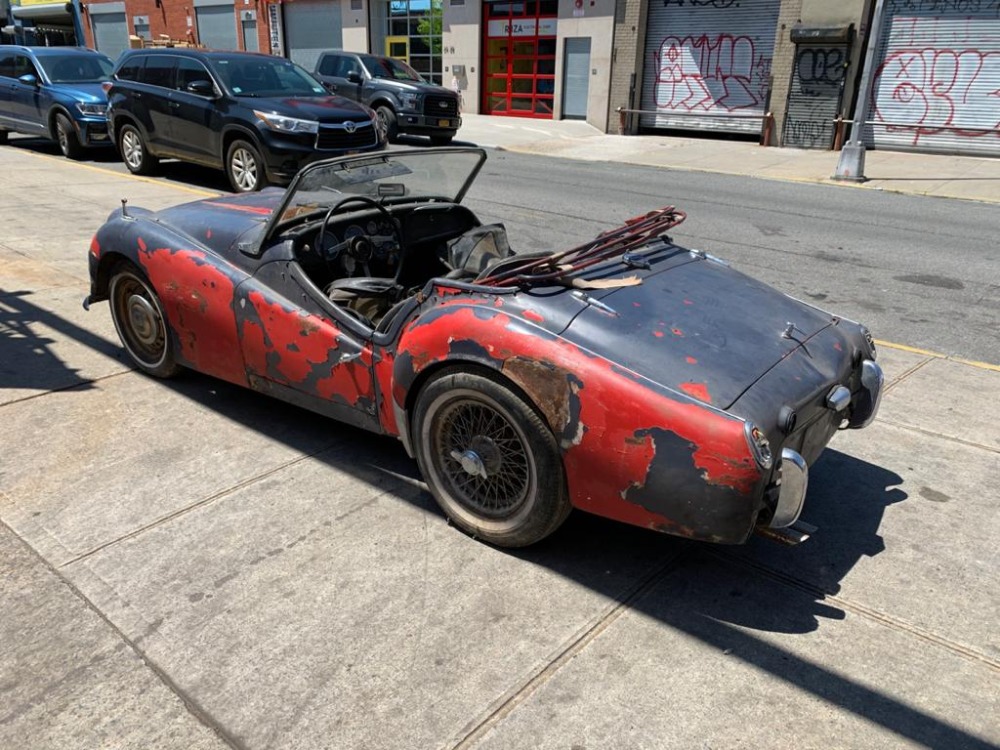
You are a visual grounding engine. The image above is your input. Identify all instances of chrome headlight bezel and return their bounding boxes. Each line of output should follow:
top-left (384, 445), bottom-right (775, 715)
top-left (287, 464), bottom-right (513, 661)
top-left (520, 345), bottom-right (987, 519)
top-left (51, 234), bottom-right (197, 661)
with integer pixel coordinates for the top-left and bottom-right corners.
top-left (253, 110), bottom-right (320, 134)
top-left (76, 102), bottom-right (108, 118)
top-left (399, 92), bottom-right (420, 110)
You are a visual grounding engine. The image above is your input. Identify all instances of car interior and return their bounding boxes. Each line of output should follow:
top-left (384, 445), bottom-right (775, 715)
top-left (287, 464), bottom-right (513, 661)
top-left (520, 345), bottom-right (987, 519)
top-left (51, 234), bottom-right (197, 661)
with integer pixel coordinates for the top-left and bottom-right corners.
top-left (288, 199), bottom-right (517, 332)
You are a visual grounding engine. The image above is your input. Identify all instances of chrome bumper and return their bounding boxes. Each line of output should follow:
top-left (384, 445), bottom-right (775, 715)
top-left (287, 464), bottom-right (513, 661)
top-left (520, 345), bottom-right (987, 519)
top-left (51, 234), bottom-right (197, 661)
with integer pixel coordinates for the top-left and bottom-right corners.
top-left (770, 448), bottom-right (808, 529)
top-left (848, 359), bottom-right (884, 429)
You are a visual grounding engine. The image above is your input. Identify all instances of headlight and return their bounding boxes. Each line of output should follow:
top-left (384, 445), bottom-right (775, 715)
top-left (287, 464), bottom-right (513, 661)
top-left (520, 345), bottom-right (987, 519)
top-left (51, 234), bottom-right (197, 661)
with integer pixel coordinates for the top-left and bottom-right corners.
top-left (399, 93), bottom-right (420, 110)
top-left (744, 422), bottom-right (773, 471)
top-left (253, 110), bottom-right (319, 134)
top-left (76, 102), bottom-right (107, 117)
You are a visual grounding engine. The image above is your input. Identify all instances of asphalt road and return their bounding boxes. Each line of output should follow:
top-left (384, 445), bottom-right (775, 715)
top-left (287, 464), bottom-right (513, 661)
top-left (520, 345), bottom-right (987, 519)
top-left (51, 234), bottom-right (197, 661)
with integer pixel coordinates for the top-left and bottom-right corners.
top-left (9, 135), bottom-right (998, 364)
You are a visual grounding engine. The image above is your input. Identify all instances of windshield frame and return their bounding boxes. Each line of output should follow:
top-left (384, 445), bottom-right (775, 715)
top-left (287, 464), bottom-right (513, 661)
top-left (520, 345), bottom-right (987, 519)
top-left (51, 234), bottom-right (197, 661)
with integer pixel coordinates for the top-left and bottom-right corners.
top-left (254, 147), bottom-right (487, 255)
top-left (36, 53), bottom-right (114, 84)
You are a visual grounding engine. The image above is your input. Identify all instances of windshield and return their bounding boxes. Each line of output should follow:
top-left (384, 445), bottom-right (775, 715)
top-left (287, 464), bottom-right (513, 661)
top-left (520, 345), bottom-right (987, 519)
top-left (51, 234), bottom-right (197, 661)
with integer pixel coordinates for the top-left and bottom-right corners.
top-left (209, 55), bottom-right (327, 98)
top-left (37, 54), bottom-right (114, 83)
top-left (361, 55), bottom-right (423, 82)
top-left (269, 149), bottom-right (486, 236)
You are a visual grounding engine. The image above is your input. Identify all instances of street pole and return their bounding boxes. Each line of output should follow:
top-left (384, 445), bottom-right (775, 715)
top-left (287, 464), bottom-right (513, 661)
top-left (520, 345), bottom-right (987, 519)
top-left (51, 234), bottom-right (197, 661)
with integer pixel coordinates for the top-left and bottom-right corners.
top-left (833, 0), bottom-right (887, 182)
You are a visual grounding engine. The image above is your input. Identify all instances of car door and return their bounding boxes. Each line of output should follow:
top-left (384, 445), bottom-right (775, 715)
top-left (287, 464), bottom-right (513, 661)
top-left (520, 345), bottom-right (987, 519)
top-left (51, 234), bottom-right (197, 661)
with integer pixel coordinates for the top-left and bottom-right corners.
top-left (134, 54), bottom-right (178, 152)
top-left (315, 53), bottom-right (361, 101)
top-left (0, 52), bottom-right (18, 130)
top-left (168, 57), bottom-right (222, 167)
top-left (7, 55), bottom-right (47, 135)
top-left (234, 258), bottom-right (380, 432)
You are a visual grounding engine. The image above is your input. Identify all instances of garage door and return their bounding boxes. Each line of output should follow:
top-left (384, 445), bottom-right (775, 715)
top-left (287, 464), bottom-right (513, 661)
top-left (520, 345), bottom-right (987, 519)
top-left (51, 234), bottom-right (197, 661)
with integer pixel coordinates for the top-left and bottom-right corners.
top-left (284, 0), bottom-right (343, 72)
top-left (195, 2), bottom-right (238, 51)
top-left (640, 0), bottom-right (780, 134)
top-left (866, 4), bottom-right (1000, 156)
top-left (90, 12), bottom-right (128, 63)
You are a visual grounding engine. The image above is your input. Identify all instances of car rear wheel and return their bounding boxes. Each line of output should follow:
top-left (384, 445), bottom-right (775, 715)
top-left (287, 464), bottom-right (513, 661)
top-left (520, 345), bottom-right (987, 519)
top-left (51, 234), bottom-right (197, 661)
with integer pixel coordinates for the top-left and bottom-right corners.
top-left (55, 113), bottom-right (83, 159)
top-left (376, 106), bottom-right (399, 143)
top-left (413, 370), bottom-right (571, 547)
top-left (226, 139), bottom-right (268, 193)
top-left (118, 123), bottom-right (158, 175)
top-left (430, 135), bottom-right (453, 147)
top-left (109, 263), bottom-right (180, 378)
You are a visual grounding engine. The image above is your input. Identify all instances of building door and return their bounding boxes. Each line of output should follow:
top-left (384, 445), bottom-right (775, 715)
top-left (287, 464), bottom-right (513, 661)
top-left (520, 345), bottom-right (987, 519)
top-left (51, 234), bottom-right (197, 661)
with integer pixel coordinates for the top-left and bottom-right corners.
top-left (640, 0), bottom-right (780, 134)
top-left (782, 27), bottom-right (852, 149)
top-left (241, 13), bottom-right (258, 53)
top-left (482, 0), bottom-right (558, 118)
top-left (562, 37), bottom-right (590, 120)
top-left (90, 10), bottom-right (129, 63)
top-left (865, 4), bottom-right (1000, 156)
top-left (283, 0), bottom-right (343, 72)
top-left (195, 1), bottom-right (238, 51)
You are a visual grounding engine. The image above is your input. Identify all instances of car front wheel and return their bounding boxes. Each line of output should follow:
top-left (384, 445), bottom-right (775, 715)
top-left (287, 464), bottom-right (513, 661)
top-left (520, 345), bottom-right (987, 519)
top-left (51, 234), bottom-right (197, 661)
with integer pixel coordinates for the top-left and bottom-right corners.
top-left (376, 106), bottom-right (399, 143)
top-left (109, 263), bottom-right (181, 378)
top-left (55, 113), bottom-right (83, 159)
top-left (118, 123), bottom-right (158, 175)
top-left (413, 369), bottom-right (571, 547)
top-left (226, 139), bottom-right (268, 193)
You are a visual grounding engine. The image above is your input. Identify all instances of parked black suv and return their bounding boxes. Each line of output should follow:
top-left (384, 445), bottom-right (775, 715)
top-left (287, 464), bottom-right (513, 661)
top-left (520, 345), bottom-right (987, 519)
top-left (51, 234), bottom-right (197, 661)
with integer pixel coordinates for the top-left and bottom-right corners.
top-left (108, 49), bottom-right (385, 192)
top-left (314, 52), bottom-right (460, 146)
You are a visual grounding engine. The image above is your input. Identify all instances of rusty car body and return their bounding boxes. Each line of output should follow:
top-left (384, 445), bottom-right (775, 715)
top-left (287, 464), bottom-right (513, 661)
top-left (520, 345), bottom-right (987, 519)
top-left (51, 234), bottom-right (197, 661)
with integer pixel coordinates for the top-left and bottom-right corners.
top-left (85, 147), bottom-right (883, 548)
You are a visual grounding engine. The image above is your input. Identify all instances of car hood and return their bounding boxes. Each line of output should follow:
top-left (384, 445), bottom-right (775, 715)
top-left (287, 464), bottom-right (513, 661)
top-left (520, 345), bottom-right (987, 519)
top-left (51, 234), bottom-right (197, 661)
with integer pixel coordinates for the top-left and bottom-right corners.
top-left (375, 78), bottom-right (457, 98)
top-left (250, 95), bottom-right (371, 122)
top-left (48, 82), bottom-right (108, 104)
top-left (151, 189), bottom-right (283, 258)
top-left (556, 251), bottom-right (835, 410)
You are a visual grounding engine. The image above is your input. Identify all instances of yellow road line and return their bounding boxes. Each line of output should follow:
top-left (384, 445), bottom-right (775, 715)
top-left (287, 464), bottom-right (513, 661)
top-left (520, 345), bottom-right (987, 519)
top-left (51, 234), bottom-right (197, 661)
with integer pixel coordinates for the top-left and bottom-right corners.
top-left (18, 147), bottom-right (220, 198)
top-left (876, 339), bottom-right (1000, 372)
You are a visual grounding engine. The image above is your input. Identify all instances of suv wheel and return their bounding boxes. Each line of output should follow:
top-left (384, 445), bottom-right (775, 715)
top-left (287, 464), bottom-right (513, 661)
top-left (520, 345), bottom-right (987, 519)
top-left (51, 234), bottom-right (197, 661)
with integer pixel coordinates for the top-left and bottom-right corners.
top-left (118, 123), bottom-right (158, 175)
top-left (55, 113), bottom-right (84, 159)
top-left (376, 106), bottom-right (399, 143)
top-left (226, 139), bottom-right (268, 193)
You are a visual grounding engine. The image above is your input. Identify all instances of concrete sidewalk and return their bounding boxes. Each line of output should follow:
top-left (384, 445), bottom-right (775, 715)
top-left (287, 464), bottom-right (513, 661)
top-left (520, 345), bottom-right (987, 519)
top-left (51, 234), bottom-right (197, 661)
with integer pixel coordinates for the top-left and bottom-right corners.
top-left (1, 146), bottom-right (999, 750)
top-left (456, 114), bottom-right (1000, 204)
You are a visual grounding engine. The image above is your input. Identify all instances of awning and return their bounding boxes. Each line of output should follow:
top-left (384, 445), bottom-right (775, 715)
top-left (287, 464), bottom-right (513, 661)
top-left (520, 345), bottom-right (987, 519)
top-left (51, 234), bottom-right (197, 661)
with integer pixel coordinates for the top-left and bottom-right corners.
top-left (10, 3), bottom-right (73, 20)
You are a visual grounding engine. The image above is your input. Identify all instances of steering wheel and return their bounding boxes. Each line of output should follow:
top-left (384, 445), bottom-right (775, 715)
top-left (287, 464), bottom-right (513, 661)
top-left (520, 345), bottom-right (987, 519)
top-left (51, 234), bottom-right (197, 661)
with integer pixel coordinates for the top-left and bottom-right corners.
top-left (318, 195), bottom-right (404, 277)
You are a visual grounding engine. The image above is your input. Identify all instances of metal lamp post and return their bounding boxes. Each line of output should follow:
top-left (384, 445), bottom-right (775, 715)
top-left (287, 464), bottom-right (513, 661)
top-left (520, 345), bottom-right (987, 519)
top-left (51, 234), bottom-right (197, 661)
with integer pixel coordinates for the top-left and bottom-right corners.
top-left (833, 0), bottom-right (887, 182)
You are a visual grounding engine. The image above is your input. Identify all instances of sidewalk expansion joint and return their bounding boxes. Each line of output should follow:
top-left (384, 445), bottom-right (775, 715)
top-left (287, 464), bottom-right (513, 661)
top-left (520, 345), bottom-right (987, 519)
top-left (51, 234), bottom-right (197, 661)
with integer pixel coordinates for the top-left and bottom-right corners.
top-left (883, 356), bottom-right (934, 395)
top-left (0, 369), bottom-right (133, 409)
top-left (874, 417), bottom-right (1000, 456)
top-left (445, 543), bottom-right (691, 750)
top-left (58, 439), bottom-right (347, 569)
top-left (0, 517), bottom-right (248, 750)
top-left (708, 549), bottom-right (1000, 675)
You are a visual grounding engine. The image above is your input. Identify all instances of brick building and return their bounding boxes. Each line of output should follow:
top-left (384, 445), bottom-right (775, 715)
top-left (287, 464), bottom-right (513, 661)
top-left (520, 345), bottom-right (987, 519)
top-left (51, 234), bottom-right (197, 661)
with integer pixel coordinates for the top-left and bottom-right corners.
top-left (9, 0), bottom-right (998, 155)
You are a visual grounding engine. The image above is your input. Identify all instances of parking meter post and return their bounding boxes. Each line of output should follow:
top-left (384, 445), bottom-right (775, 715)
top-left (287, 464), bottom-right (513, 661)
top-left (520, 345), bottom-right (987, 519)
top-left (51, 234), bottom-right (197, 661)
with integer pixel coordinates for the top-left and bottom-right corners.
top-left (833, 0), bottom-right (887, 182)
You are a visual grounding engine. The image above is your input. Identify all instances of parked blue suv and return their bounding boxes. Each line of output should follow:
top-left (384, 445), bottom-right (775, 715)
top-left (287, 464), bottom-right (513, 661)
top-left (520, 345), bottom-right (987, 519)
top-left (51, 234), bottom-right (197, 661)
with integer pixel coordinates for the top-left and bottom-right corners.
top-left (0, 46), bottom-right (114, 159)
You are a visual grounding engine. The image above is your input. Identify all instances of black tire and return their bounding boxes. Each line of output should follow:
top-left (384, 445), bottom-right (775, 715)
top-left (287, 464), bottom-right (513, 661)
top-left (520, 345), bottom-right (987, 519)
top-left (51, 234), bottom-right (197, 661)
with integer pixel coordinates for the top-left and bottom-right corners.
top-left (0, 130), bottom-right (8, 144)
top-left (55, 112), bottom-right (83, 159)
top-left (109, 262), bottom-right (181, 378)
top-left (376, 105), bottom-right (399, 143)
top-left (118, 123), bottom-right (158, 175)
top-left (413, 369), bottom-right (571, 547)
top-left (226, 138), bottom-right (268, 193)
top-left (430, 135), bottom-right (453, 147)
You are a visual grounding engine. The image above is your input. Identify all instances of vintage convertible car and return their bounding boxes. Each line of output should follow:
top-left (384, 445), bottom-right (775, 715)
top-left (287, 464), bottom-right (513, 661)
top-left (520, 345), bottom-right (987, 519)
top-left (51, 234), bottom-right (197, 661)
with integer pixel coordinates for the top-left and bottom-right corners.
top-left (86, 147), bottom-right (883, 547)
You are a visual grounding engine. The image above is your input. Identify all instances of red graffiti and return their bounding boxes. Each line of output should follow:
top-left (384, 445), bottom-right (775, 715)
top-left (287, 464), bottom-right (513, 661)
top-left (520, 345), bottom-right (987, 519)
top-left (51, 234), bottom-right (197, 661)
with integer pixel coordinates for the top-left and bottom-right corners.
top-left (653, 34), bottom-right (770, 113)
top-left (873, 46), bottom-right (1000, 145)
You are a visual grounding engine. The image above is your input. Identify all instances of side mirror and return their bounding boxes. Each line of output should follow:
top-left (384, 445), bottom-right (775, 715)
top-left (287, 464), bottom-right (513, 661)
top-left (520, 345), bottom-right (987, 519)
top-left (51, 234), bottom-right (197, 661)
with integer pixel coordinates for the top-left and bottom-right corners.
top-left (18, 74), bottom-right (39, 88)
top-left (186, 79), bottom-right (215, 96)
top-left (346, 71), bottom-right (362, 84)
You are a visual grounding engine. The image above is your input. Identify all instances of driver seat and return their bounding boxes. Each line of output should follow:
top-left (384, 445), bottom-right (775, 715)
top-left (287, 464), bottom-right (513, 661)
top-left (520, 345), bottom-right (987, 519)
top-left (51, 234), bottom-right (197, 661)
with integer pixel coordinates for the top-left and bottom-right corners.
top-left (324, 277), bottom-right (397, 326)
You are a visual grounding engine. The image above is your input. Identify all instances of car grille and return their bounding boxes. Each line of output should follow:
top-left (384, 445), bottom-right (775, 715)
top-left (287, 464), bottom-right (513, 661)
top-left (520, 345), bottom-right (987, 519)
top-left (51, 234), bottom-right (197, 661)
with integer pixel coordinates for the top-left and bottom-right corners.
top-left (423, 95), bottom-right (458, 117)
top-left (316, 120), bottom-right (377, 151)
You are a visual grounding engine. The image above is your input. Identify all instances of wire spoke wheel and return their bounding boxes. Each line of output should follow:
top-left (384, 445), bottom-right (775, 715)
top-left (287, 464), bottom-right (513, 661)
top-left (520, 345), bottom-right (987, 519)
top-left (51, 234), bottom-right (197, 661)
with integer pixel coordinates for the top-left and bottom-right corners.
top-left (414, 371), bottom-right (571, 547)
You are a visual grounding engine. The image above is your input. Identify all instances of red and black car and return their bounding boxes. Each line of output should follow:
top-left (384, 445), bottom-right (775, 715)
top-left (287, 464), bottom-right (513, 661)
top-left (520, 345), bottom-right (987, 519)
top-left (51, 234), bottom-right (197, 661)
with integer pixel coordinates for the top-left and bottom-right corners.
top-left (86, 148), bottom-right (883, 548)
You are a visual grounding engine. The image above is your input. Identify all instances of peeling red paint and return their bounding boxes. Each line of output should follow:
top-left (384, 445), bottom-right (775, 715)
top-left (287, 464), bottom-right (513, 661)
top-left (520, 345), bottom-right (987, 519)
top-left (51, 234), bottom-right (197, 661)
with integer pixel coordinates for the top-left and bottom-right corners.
top-left (672, 328), bottom-right (684, 337)
top-left (204, 201), bottom-right (272, 216)
top-left (206, 229), bottom-right (213, 239)
top-left (653, 330), bottom-right (664, 338)
top-left (137, 237), bottom-right (147, 253)
top-left (680, 381), bottom-right (712, 403)
top-left (137, 248), bottom-right (246, 386)
top-left (686, 356), bottom-right (698, 364)
top-left (523, 310), bottom-right (544, 323)
top-left (89, 235), bottom-right (101, 259)
top-left (834, 341), bottom-right (842, 351)
top-left (684, 299), bottom-right (694, 305)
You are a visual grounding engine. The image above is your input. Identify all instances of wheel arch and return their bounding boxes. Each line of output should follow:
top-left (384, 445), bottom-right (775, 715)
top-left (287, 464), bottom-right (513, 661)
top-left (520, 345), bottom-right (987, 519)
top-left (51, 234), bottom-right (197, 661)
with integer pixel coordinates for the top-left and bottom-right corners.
top-left (221, 125), bottom-right (263, 162)
top-left (91, 250), bottom-right (135, 302)
top-left (46, 104), bottom-right (75, 139)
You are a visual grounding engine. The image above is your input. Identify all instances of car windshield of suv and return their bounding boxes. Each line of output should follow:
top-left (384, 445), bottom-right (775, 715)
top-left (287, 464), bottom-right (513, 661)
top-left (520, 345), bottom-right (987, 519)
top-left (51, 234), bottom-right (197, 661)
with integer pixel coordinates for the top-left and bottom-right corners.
top-left (210, 55), bottom-right (327, 97)
top-left (361, 55), bottom-right (423, 83)
top-left (37, 54), bottom-right (114, 83)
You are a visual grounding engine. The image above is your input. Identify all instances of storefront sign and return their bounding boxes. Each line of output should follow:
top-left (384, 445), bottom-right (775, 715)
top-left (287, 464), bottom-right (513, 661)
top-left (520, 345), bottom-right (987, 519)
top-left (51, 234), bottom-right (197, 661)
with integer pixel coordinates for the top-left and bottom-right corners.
top-left (486, 18), bottom-right (556, 37)
top-left (268, 1), bottom-right (283, 56)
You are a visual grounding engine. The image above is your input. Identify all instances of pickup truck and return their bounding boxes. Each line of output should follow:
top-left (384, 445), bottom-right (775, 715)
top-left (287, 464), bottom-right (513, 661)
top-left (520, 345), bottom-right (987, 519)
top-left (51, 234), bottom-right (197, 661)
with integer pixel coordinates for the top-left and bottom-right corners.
top-left (314, 51), bottom-right (461, 146)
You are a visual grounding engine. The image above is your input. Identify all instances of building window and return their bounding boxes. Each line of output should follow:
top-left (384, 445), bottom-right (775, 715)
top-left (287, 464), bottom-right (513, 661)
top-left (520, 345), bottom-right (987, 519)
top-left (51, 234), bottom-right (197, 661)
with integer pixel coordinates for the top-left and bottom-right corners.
top-left (371, 0), bottom-right (443, 85)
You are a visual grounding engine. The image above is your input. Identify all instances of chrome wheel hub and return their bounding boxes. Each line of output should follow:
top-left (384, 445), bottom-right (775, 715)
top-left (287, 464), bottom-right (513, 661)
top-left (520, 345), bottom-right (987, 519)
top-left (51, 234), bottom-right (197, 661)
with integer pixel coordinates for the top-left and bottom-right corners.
top-left (123, 132), bottom-right (141, 167)
top-left (126, 293), bottom-right (159, 346)
top-left (232, 148), bottom-right (257, 190)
